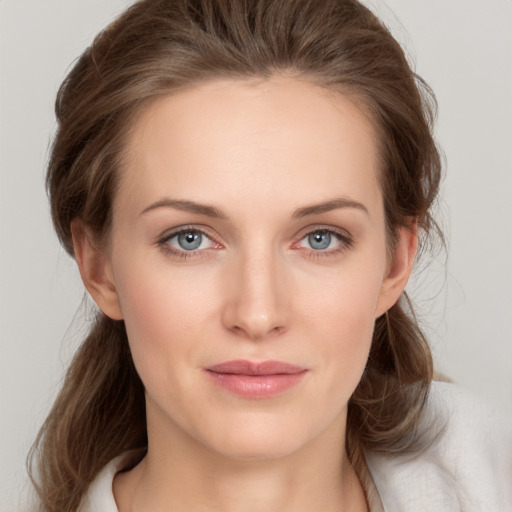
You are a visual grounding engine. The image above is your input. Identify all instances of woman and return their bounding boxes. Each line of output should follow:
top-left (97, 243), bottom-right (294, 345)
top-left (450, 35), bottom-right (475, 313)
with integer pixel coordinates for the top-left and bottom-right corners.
top-left (28, 0), bottom-right (510, 511)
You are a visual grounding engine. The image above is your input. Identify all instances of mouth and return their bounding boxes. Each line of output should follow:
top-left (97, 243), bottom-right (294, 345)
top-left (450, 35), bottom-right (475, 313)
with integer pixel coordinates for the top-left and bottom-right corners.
top-left (204, 360), bottom-right (309, 398)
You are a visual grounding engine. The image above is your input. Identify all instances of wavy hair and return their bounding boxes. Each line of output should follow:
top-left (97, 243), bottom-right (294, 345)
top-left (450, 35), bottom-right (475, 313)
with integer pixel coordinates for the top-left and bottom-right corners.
top-left (30, 1), bottom-right (443, 510)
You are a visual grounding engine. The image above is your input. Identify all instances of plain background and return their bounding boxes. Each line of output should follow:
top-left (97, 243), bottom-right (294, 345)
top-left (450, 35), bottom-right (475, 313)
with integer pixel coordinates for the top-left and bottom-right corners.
top-left (1, 0), bottom-right (511, 509)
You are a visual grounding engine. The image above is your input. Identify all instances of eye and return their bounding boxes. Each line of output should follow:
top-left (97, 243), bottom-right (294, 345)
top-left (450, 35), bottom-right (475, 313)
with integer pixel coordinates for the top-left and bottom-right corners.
top-left (294, 228), bottom-right (352, 254)
top-left (158, 227), bottom-right (219, 256)
top-left (173, 230), bottom-right (210, 251)
top-left (306, 231), bottom-right (336, 250)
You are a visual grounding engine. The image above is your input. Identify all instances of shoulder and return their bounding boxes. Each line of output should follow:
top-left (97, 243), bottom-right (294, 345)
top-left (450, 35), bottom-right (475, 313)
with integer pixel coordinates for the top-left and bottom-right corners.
top-left (78, 456), bottom-right (124, 512)
top-left (366, 382), bottom-right (512, 511)
top-left (78, 449), bottom-right (145, 511)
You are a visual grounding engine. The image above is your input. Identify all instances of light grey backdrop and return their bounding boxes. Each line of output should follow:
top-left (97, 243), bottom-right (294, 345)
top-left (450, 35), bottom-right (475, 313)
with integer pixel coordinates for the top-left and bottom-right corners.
top-left (1, 0), bottom-right (511, 510)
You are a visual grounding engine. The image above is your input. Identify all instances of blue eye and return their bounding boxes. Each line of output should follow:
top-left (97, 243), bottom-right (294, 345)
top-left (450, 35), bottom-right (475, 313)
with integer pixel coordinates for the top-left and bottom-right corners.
top-left (307, 231), bottom-right (333, 250)
top-left (163, 229), bottom-right (216, 252)
top-left (295, 228), bottom-right (351, 254)
top-left (177, 231), bottom-right (203, 250)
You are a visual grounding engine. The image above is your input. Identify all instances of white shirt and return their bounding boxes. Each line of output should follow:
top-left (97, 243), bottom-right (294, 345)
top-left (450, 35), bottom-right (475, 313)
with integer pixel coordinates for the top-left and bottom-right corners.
top-left (79, 382), bottom-right (512, 511)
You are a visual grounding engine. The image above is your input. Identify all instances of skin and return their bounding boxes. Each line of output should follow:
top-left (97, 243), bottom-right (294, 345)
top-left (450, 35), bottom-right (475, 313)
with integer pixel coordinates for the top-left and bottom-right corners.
top-left (72, 75), bottom-right (417, 512)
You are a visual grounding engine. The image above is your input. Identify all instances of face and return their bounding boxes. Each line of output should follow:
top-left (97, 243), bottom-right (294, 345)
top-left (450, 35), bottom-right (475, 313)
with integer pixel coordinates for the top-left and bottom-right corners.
top-left (76, 76), bottom-right (414, 461)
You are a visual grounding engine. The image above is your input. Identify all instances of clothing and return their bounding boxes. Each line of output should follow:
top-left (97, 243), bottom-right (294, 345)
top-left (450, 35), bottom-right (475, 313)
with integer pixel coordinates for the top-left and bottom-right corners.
top-left (365, 383), bottom-right (512, 511)
top-left (78, 382), bottom-right (512, 511)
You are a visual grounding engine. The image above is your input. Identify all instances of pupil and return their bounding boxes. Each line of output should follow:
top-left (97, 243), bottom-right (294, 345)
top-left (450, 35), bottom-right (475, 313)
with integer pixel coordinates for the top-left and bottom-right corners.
top-left (309, 231), bottom-right (331, 250)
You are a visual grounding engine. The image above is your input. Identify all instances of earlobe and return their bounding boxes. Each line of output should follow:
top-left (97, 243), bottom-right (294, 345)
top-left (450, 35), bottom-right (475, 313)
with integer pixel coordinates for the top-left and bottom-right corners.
top-left (71, 220), bottom-right (123, 320)
top-left (375, 222), bottom-right (418, 318)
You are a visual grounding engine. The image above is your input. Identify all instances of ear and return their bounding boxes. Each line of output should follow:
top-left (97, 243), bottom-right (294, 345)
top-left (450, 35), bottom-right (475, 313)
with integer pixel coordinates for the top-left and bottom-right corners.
top-left (71, 219), bottom-right (123, 320)
top-left (375, 221), bottom-right (418, 318)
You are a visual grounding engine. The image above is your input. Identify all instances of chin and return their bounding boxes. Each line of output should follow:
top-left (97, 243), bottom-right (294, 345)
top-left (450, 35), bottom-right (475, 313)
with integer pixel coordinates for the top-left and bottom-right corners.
top-left (198, 411), bottom-right (324, 462)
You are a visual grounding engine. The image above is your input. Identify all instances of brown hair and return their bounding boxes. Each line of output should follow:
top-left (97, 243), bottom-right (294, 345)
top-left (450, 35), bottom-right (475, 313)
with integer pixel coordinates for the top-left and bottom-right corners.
top-left (30, 0), bottom-right (442, 510)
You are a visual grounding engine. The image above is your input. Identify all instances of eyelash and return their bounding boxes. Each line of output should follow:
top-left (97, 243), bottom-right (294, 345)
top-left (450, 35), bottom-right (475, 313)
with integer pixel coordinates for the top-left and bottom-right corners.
top-left (156, 226), bottom-right (221, 260)
top-left (293, 226), bottom-right (354, 259)
top-left (156, 225), bottom-right (354, 260)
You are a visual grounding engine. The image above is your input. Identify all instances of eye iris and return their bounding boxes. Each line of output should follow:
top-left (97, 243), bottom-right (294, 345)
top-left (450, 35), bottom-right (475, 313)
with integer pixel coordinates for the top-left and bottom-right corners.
top-left (308, 231), bottom-right (331, 250)
top-left (178, 231), bottom-right (202, 250)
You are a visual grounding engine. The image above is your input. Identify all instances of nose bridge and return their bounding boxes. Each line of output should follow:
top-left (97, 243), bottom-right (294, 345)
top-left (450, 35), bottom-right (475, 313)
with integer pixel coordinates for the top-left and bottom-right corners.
top-left (222, 241), bottom-right (288, 340)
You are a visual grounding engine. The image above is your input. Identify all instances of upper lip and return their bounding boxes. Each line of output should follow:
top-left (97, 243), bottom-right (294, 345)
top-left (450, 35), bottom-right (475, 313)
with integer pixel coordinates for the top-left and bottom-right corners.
top-left (206, 360), bottom-right (307, 375)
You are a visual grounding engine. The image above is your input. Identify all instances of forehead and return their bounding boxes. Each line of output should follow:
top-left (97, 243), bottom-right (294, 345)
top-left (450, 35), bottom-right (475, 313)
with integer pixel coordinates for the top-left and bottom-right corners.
top-left (118, 75), bottom-right (382, 217)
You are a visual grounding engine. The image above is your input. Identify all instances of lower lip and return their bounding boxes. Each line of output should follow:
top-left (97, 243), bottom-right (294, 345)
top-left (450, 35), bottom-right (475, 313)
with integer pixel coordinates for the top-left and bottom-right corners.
top-left (206, 371), bottom-right (308, 398)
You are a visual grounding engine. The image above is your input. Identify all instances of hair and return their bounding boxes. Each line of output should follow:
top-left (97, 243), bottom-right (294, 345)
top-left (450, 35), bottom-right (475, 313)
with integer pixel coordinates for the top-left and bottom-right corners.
top-left (30, 0), bottom-right (443, 510)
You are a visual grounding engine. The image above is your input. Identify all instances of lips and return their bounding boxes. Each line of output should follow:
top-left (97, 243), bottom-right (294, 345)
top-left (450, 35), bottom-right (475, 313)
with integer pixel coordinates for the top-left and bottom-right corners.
top-left (205, 360), bottom-right (308, 398)
top-left (207, 360), bottom-right (307, 375)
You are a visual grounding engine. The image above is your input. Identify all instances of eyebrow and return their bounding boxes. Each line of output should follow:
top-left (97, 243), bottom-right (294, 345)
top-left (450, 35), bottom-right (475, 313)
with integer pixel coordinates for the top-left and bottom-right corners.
top-left (292, 198), bottom-right (369, 218)
top-left (140, 196), bottom-right (368, 219)
top-left (140, 199), bottom-right (227, 219)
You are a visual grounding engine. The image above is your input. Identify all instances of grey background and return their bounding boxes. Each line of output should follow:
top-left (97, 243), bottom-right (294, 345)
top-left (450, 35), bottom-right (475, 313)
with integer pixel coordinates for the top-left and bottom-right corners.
top-left (1, 0), bottom-right (511, 509)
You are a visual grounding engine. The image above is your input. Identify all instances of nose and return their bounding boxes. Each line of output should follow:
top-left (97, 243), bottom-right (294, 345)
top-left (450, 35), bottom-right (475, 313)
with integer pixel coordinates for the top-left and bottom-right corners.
top-left (221, 247), bottom-right (289, 341)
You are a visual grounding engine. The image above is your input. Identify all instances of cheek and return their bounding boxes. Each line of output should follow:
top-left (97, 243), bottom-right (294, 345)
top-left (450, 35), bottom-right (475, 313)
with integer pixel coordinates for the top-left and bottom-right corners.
top-left (301, 258), bottom-right (385, 384)
top-left (322, 292), bottom-right (376, 366)
top-left (304, 256), bottom-right (384, 332)
top-left (113, 261), bottom-right (219, 379)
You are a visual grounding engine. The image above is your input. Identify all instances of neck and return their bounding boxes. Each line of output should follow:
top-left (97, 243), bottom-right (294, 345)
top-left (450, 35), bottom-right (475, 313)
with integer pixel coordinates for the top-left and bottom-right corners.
top-left (114, 407), bottom-right (368, 512)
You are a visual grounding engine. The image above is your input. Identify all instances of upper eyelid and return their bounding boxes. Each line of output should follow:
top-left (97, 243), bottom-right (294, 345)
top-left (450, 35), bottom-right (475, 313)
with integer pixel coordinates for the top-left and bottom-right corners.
top-left (294, 224), bottom-right (352, 240)
top-left (158, 225), bottom-right (218, 243)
